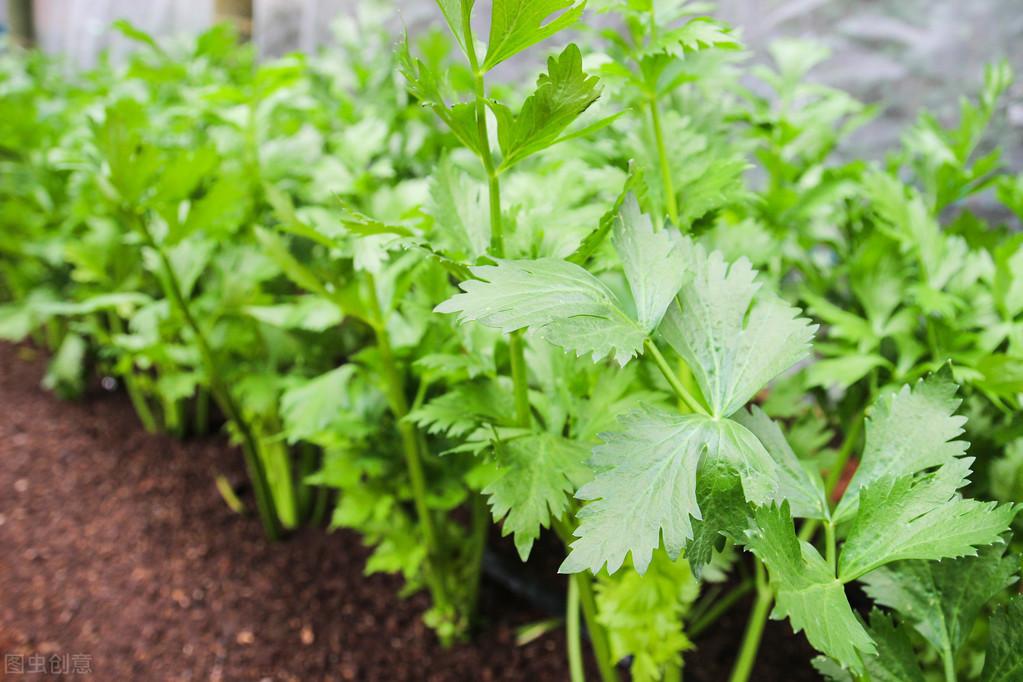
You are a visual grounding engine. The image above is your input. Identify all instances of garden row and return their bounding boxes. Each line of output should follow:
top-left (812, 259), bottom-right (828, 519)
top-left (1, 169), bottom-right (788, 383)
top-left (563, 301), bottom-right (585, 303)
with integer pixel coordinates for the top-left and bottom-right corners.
top-left (1, 2), bottom-right (1021, 680)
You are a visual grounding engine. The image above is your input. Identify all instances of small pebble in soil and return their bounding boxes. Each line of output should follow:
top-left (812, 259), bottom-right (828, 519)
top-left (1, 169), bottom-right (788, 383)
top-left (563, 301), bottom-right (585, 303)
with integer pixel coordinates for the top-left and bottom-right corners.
top-left (236, 630), bottom-right (255, 645)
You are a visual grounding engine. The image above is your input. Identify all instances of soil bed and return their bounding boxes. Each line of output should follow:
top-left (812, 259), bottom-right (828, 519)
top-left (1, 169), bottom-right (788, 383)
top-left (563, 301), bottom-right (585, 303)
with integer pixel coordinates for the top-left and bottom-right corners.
top-left (0, 342), bottom-right (816, 681)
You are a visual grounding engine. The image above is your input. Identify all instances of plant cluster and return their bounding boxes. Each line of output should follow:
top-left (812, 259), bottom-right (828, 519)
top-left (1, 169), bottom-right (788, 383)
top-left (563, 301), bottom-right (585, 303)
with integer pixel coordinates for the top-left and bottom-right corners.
top-left (1, 2), bottom-right (1021, 680)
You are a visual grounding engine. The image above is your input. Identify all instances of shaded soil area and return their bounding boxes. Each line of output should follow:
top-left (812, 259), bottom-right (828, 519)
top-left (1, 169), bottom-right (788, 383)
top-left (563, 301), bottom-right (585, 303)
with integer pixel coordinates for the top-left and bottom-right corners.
top-left (0, 342), bottom-right (817, 681)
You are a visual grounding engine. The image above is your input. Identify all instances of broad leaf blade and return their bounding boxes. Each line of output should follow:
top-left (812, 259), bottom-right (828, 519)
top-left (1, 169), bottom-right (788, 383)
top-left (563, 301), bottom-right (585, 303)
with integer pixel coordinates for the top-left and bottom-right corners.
top-left (398, 39), bottom-right (481, 154)
top-left (660, 245), bottom-right (815, 417)
top-left (559, 408), bottom-right (778, 575)
top-left (485, 434), bottom-right (592, 560)
top-left (426, 159), bottom-right (490, 261)
top-left (279, 366), bottom-right (359, 444)
top-left (861, 610), bottom-right (926, 682)
top-left (860, 546), bottom-right (1019, 656)
top-left (838, 460), bottom-right (1016, 581)
top-left (685, 463), bottom-right (749, 578)
top-left (638, 17), bottom-right (741, 59)
top-left (435, 258), bottom-right (646, 365)
top-left (612, 195), bottom-right (687, 333)
top-left (407, 379), bottom-right (515, 438)
top-left (491, 43), bottom-right (601, 169)
top-left (981, 597), bottom-right (1023, 682)
top-left (559, 409), bottom-right (707, 575)
top-left (733, 406), bottom-right (829, 520)
top-left (435, 0), bottom-right (473, 55)
top-left (746, 504), bottom-right (875, 671)
top-left (835, 369), bottom-right (968, 522)
top-left (482, 0), bottom-right (586, 71)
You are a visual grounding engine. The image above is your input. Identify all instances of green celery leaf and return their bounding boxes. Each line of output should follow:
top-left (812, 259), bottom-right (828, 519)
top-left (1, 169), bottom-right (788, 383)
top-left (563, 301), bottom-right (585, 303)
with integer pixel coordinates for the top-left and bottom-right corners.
top-left (37, 292), bottom-right (152, 317)
top-left (595, 551), bottom-right (699, 682)
top-left (407, 379), bottom-right (515, 438)
top-left (860, 545), bottom-right (1019, 657)
top-left (992, 234), bottom-right (1023, 320)
top-left (279, 366), bottom-right (360, 444)
top-left (435, 0), bottom-right (473, 55)
top-left (981, 597), bottom-right (1023, 682)
top-left (482, 0), bottom-right (586, 71)
top-left (838, 459), bottom-right (1016, 581)
top-left (611, 194), bottom-right (687, 332)
top-left (398, 40), bottom-right (481, 155)
top-left (805, 355), bottom-right (889, 391)
top-left (490, 43), bottom-right (601, 169)
top-left (811, 657), bottom-right (854, 682)
top-left (746, 503), bottom-right (875, 671)
top-left (861, 610), bottom-right (926, 682)
top-left (834, 369), bottom-right (968, 522)
top-left (484, 433), bottom-right (592, 560)
top-left (991, 439), bottom-right (1023, 502)
top-left (42, 332), bottom-right (88, 399)
top-left (685, 463), bottom-right (749, 578)
top-left (976, 354), bottom-right (1023, 399)
top-left (732, 406), bottom-right (829, 520)
top-left (245, 297), bottom-right (343, 332)
top-left (435, 258), bottom-right (646, 366)
top-left (559, 407), bottom-right (778, 575)
top-left (638, 17), bottom-right (741, 58)
top-left (660, 244), bottom-right (816, 417)
top-left (426, 159), bottom-right (491, 261)
top-left (437, 198), bottom-right (690, 365)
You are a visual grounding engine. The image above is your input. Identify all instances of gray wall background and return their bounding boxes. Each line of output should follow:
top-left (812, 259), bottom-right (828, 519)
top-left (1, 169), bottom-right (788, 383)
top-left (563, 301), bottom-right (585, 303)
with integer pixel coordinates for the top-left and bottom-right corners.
top-left (2, 0), bottom-right (1021, 169)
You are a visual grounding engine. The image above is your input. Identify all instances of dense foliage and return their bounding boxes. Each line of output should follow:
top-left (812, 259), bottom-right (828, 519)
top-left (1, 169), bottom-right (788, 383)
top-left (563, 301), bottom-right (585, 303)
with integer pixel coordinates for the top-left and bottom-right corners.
top-left (2, 2), bottom-right (1021, 680)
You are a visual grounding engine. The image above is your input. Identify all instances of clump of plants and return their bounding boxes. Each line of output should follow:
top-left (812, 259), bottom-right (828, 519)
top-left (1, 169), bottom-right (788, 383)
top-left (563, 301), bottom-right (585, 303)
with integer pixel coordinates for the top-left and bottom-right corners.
top-left (1, 1), bottom-right (1020, 679)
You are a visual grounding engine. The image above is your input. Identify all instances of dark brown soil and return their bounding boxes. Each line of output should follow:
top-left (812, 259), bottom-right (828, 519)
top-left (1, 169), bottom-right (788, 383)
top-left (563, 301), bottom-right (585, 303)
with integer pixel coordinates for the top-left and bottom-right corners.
top-left (0, 341), bottom-right (817, 681)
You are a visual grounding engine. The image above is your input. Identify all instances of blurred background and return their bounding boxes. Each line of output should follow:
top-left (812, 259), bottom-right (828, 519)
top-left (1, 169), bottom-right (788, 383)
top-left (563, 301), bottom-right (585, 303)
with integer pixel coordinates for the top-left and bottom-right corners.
top-left (2, 0), bottom-right (1020, 166)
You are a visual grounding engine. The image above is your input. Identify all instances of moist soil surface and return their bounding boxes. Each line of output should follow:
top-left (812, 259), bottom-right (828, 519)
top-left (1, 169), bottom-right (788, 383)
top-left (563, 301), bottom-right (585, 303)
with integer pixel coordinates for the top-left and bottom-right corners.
top-left (0, 341), bottom-right (817, 681)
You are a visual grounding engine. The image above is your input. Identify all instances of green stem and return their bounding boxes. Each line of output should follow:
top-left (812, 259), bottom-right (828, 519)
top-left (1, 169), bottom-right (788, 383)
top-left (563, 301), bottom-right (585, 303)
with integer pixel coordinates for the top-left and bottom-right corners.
top-left (486, 167), bottom-right (504, 256)
top-left (460, 7), bottom-right (530, 429)
top-left (644, 338), bottom-right (708, 416)
top-left (728, 562), bottom-right (772, 682)
top-left (567, 575), bottom-right (585, 682)
top-left (132, 213), bottom-right (280, 540)
top-left (645, 2), bottom-right (680, 227)
top-left (45, 318), bottom-right (63, 351)
top-left (942, 641), bottom-right (957, 682)
top-left (124, 372), bottom-right (158, 433)
top-left (365, 276), bottom-right (453, 628)
top-left (687, 584), bottom-right (722, 625)
top-left (256, 425), bottom-right (297, 528)
top-left (798, 412), bottom-right (864, 543)
top-left (461, 1), bottom-right (504, 256)
top-left (648, 97), bottom-right (679, 226)
top-left (508, 331), bottom-right (531, 425)
top-left (554, 518), bottom-right (620, 682)
top-left (310, 483), bottom-right (329, 527)
top-left (105, 310), bottom-right (157, 433)
top-left (464, 492), bottom-right (490, 624)
top-left (194, 386), bottom-right (210, 435)
top-left (297, 442), bottom-right (317, 518)
top-left (688, 579), bottom-right (754, 638)
top-left (576, 573), bottom-right (620, 682)
top-left (825, 521), bottom-right (837, 572)
top-left (165, 396), bottom-right (183, 437)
